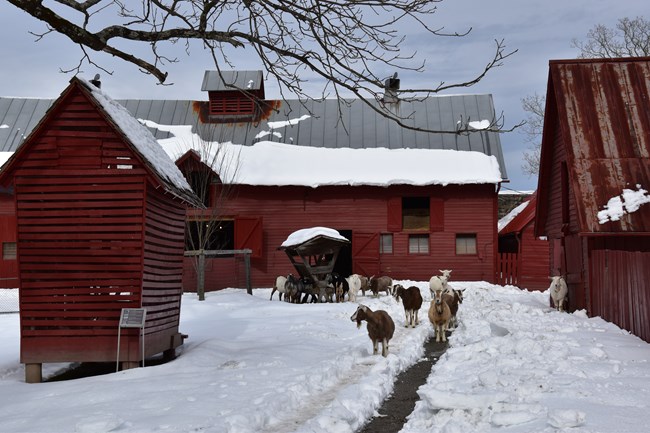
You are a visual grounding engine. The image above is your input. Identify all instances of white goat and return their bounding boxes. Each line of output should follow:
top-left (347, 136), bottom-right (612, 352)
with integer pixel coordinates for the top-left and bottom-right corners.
top-left (549, 276), bottom-right (568, 312)
top-left (346, 274), bottom-right (362, 302)
top-left (429, 269), bottom-right (452, 299)
top-left (270, 275), bottom-right (288, 301)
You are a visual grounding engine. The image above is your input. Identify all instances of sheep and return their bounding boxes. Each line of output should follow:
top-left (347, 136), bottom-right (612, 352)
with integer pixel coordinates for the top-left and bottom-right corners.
top-left (442, 287), bottom-right (464, 329)
top-left (368, 275), bottom-right (393, 297)
top-left (394, 285), bottom-right (423, 328)
top-left (429, 269), bottom-right (452, 298)
top-left (346, 274), bottom-right (362, 302)
top-left (270, 275), bottom-right (288, 301)
top-left (327, 272), bottom-right (349, 303)
top-left (350, 305), bottom-right (395, 357)
top-left (428, 287), bottom-right (452, 342)
top-left (549, 276), bottom-right (568, 312)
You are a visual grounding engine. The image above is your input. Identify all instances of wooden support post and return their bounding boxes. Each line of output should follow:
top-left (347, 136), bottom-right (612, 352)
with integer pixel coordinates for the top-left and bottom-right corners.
top-left (25, 363), bottom-right (42, 383)
top-left (121, 361), bottom-right (139, 371)
top-left (197, 250), bottom-right (206, 301)
top-left (244, 251), bottom-right (252, 295)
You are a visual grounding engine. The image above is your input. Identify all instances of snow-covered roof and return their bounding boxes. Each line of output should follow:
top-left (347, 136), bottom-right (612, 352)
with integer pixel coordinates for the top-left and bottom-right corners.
top-left (498, 200), bottom-right (530, 233)
top-left (280, 227), bottom-right (349, 248)
top-left (77, 78), bottom-right (195, 197)
top-left (154, 126), bottom-right (502, 187)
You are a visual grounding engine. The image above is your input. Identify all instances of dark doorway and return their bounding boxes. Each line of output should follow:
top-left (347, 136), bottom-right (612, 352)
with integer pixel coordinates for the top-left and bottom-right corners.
top-left (335, 229), bottom-right (353, 277)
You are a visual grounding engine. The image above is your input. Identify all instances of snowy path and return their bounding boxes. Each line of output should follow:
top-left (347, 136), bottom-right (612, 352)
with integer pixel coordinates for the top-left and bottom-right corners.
top-left (1, 282), bottom-right (650, 433)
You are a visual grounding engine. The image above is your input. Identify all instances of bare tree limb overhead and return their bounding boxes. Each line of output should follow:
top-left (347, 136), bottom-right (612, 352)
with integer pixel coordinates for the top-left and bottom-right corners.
top-left (7, 0), bottom-right (520, 134)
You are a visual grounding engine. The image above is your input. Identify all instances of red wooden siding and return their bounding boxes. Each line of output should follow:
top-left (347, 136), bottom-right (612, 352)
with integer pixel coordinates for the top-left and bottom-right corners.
top-left (496, 253), bottom-right (518, 286)
top-left (352, 232), bottom-right (380, 276)
top-left (234, 216), bottom-right (263, 258)
top-left (3, 81), bottom-right (189, 365)
top-left (517, 224), bottom-right (550, 291)
top-left (141, 186), bottom-right (186, 358)
top-left (590, 246), bottom-right (650, 343)
top-left (0, 192), bottom-right (17, 283)
top-left (204, 183), bottom-right (497, 289)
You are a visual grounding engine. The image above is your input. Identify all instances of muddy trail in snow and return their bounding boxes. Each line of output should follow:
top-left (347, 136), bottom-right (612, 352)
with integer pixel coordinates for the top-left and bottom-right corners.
top-left (357, 336), bottom-right (448, 433)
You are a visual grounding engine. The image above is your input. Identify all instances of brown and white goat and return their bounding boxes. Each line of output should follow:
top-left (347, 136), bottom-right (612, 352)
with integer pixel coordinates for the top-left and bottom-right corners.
top-left (394, 285), bottom-right (423, 328)
top-left (442, 287), bottom-right (464, 329)
top-left (350, 305), bottom-right (395, 357)
top-left (428, 287), bottom-right (452, 342)
top-left (368, 275), bottom-right (393, 297)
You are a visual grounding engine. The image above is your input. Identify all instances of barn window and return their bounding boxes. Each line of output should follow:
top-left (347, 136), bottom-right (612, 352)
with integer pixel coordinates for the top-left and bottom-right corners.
top-left (380, 234), bottom-right (393, 254)
top-left (2, 242), bottom-right (16, 260)
top-left (408, 234), bottom-right (429, 254)
top-left (456, 234), bottom-right (477, 255)
top-left (186, 219), bottom-right (234, 252)
top-left (403, 197), bottom-right (430, 231)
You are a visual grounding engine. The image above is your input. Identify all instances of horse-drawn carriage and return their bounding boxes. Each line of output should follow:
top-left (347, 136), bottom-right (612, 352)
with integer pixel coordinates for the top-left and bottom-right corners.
top-left (278, 227), bottom-right (350, 301)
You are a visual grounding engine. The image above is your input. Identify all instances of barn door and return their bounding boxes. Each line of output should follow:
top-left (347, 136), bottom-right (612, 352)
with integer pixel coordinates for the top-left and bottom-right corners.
top-left (234, 216), bottom-right (263, 258)
top-left (352, 232), bottom-right (380, 276)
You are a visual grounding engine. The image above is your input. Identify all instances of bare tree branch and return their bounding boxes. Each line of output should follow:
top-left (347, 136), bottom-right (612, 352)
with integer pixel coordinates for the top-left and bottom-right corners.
top-left (7, 0), bottom-right (520, 133)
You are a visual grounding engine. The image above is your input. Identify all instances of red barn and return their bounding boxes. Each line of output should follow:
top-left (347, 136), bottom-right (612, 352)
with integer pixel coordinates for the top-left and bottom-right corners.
top-left (535, 58), bottom-right (650, 342)
top-left (2, 70), bottom-right (510, 291)
top-left (497, 192), bottom-right (550, 291)
top-left (0, 77), bottom-right (201, 382)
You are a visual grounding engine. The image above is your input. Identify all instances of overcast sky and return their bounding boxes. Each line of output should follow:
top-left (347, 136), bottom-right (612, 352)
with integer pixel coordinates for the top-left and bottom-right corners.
top-left (0, 1), bottom-right (647, 192)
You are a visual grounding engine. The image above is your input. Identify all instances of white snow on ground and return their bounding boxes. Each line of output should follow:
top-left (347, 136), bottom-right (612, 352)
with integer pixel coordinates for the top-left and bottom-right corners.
top-left (1, 281), bottom-right (649, 433)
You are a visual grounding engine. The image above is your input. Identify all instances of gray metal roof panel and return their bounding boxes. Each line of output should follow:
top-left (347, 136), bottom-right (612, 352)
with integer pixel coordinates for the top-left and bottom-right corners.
top-left (201, 71), bottom-right (264, 91)
top-left (0, 93), bottom-right (508, 180)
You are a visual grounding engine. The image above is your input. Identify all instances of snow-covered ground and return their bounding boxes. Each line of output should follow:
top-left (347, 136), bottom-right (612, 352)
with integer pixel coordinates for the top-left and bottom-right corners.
top-left (0, 281), bottom-right (649, 433)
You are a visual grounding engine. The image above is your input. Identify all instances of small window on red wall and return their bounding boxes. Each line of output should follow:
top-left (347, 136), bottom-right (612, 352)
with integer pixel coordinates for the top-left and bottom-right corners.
top-left (456, 234), bottom-right (477, 255)
top-left (408, 234), bottom-right (429, 254)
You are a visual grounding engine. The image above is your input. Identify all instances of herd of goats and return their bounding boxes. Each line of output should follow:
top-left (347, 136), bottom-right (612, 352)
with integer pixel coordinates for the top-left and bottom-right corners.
top-left (270, 271), bottom-right (570, 358)
top-left (270, 270), bottom-right (464, 357)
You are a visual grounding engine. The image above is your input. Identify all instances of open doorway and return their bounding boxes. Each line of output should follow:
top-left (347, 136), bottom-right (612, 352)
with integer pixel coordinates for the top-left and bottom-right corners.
top-left (334, 229), bottom-right (353, 277)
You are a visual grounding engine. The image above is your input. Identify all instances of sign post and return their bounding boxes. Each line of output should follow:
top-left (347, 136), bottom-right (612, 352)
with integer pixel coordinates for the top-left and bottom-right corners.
top-left (116, 308), bottom-right (147, 372)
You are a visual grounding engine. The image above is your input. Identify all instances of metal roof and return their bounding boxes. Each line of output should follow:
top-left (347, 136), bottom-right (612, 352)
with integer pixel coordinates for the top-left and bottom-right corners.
top-left (1, 85), bottom-right (508, 181)
top-left (201, 70), bottom-right (264, 91)
top-left (538, 58), bottom-right (650, 234)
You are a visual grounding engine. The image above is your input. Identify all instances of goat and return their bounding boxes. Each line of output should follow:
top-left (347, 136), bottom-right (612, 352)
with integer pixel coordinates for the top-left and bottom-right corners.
top-left (327, 272), bottom-right (349, 303)
top-left (394, 285), bottom-right (423, 328)
top-left (284, 274), bottom-right (304, 304)
top-left (549, 276), bottom-right (568, 312)
top-left (442, 287), bottom-right (464, 329)
top-left (350, 305), bottom-right (395, 357)
top-left (429, 269), bottom-right (452, 299)
top-left (270, 275), bottom-right (288, 301)
top-left (368, 275), bottom-right (393, 297)
top-left (298, 277), bottom-right (320, 303)
top-left (346, 274), bottom-right (362, 302)
top-left (428, 287), bottom-right (452, 342)
top-left (358, 275), bottom-right (370, 297)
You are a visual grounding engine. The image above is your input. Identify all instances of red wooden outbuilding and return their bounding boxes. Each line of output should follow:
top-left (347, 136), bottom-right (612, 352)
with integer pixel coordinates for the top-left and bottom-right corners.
top-left (0, 77), bottom-right (201, 382)
top-left (535, 58), bottom-right (650, 342)
top-left (497, 192), bottom-right (550, 291)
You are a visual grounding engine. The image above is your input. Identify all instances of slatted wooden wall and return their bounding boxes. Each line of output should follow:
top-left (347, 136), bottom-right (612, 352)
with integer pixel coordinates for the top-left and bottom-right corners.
top-left (142, 186), bottom-right (185, 356)
top-left (15, 85), bottom-right (183, 363)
